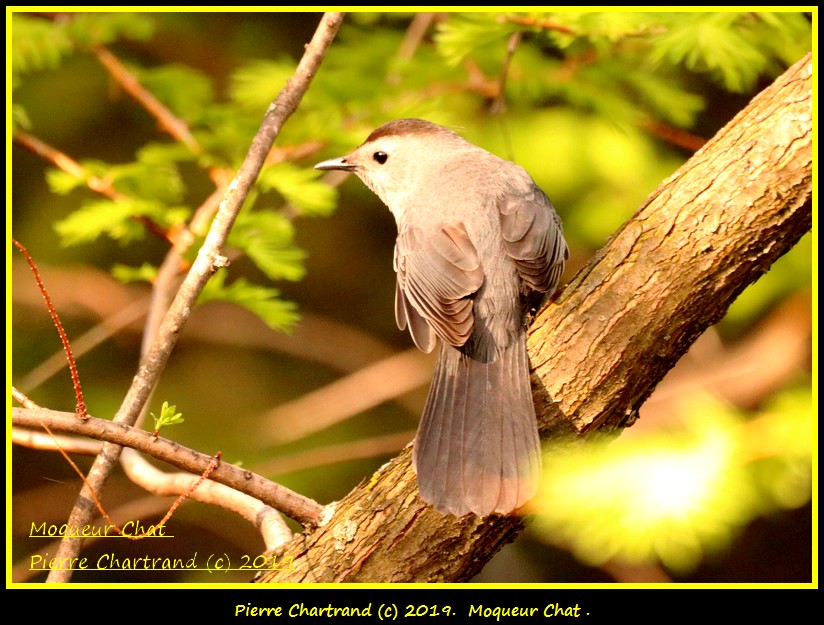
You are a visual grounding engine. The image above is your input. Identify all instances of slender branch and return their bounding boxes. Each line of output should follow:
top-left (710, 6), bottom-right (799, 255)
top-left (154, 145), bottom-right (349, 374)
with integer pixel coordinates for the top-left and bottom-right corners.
top-left (94, 46), bottom-right (200, 152)
top-left (118, 449), bottom-right (295, 551)
top-left (12, 388), bottom-right (101, 454)
top-left (19, 296), bottom-right (149, 392)
top-left (12, 426), bottom-right (102, 455)
top-left (490, 30), bottom-right (522, 114)
top-left (13, 382), bottom-right (298, 550)
top-left (261, 347), bottom-right (433, 444)
top-left (13, 130), bottom-right (114, 195)
top-left (46, 12), bottom-right (346, 583)
top-left (641, 119), bottom-right (707, 152)
top-left (12, 406), bottom-right (323, 527)
top-left (255, 431), bottom-right (414, 477)
top-left (500, 14), bottom-right (578, 36)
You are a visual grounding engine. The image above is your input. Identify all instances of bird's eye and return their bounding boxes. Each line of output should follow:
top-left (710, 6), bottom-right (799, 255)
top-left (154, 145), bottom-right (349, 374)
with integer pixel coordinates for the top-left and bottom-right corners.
top-left (373, 151), bottom-right (388, 164)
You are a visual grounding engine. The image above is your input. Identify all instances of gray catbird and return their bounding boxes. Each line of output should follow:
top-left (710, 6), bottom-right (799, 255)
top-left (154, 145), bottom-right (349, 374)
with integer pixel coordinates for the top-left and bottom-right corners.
top-left (315, 119), bottom-right (568, 516)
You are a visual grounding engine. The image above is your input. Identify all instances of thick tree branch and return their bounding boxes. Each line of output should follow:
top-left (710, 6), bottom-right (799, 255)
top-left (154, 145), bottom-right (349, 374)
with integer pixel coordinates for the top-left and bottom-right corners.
top-left (255, 53), bottom-right (812, 583)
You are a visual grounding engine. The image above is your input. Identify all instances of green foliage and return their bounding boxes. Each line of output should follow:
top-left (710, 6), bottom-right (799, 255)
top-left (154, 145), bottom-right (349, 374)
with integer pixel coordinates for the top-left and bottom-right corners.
top-left (228, 211), bottom-right (306, 282)
top-left (257, 163), bottom-right (339, 217)
top-left (112, 262), bottom-right (158, 284)
top-left (10, 15), bottom-right (73, 85)
top-left (434, 13), bottom-right (520, 66)
top-left (649, 12), bottom-right (811, 92)
top-left (198, 270), bottom-right (299, 333)
top-left (63, 12), bottom-right (154, 47)
top-left (230, 58), bottom-right (297, 112)
top-left (54, 198), bottom-right (155, 245)
top-left (13, 8), bottom-right (810, 362)
top-left (11, 12), bottom-right (336, 330)
top-left (11, 13), bottom-right (152, 86)
top-left (151, 401), bottom-right (185, 433)
top-left (136, 64), bottom-right (216, 121)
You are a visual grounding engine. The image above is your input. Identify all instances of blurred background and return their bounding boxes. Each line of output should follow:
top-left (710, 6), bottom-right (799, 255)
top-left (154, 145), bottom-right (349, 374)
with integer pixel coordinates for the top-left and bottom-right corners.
top-left (10, 11), bottom-right (812, 583)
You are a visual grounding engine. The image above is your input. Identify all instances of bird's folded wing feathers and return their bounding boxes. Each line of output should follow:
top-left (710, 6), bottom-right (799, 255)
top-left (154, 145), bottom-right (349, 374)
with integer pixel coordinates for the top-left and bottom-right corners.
top-left (499, 184), bottom-right (569, 295)
top-left (394, 223), bottom-right (484, 351)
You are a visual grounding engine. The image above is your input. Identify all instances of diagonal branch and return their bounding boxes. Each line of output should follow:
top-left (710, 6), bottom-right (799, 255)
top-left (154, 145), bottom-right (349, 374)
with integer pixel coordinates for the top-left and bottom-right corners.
top-left (46, 12), bottom-right (346, 583)
top-left (255, 52), bottom-right (812, 583)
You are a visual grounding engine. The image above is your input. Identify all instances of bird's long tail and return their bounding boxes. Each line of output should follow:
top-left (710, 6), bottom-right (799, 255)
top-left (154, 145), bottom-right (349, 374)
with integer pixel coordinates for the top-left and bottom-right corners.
top-left (412, 335), bottom-right (541, 516)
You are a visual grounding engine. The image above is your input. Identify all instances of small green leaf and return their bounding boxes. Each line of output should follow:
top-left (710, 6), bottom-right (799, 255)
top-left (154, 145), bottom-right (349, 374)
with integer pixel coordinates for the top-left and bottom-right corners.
top-left (136, 63), bottom-right (215, 122)
top-left (112, 263), bottom-right (158, 284)
top-left (151, 401), bottom-right (185, 433)
top-left (46, 168), bottom-right (88, 195)
top-left (11, 15), bottom-right (73, 78)
top-left (230, 58), bottom-right (296, 112)
top-left (435, 14), bottom-right (517, 67)
top-left (257, 162), bottom-right (338, 217)
top-left (229, 211), bottom-right (306, 282)
top-left (54, 199), bottom-right (145, 246)
top-left (199, 270), bottom-right (299, 333)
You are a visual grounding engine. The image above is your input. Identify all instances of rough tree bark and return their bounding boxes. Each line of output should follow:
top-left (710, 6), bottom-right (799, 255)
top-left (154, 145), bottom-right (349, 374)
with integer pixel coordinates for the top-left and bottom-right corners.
top-left (256, 53), bottom-right (812, 584)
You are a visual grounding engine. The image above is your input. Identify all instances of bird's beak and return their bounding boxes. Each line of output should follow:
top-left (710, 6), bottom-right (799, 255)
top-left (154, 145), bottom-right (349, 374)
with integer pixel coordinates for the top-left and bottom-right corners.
top-left (314, 156), bottom-right (356, 172)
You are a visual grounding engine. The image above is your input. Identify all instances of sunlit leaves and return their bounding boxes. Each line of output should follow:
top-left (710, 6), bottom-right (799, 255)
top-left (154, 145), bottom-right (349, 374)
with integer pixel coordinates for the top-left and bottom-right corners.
top-left (533, 392), bottom-right (812, 573)
top-left (651, 13), bottom-right (766, 92)
top-left (435, 13), bottom-right (518, 67)
top-left (54, 199), bottom-right (154, 245)
top-left (649, 12), bottom-right (811, 92)
top-left (49, 156), bottom-right (190, 245)
top-left (10, 15), bottom-right (73, 83)
top-left (198, 270), bottom-right (299, 333)
top-left (111, 262), bottom-right (158, 284)
top-left (229, 211), bottom-right (306, 282)
top-left (11, 13), bottom-right (152, 88)
top-left (230, 58), bottom-right (297, 112)
top-left (62, 12), bottom-right (154, 47)
top-left (257, 163), bottom-right (338, 217)
top-left (136, 64), bottom-right (215, 122)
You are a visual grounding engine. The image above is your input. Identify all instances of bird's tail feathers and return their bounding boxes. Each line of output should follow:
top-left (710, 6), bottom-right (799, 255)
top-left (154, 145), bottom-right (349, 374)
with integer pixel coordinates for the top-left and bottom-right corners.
top-left (413, 336), bottom-right (541, 517)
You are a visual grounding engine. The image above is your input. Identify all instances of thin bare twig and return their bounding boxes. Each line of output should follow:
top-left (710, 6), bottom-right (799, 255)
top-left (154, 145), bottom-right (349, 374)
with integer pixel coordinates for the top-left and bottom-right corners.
top-left (490, 30), bottom-right (522, 115)
top-left (19, 296), bottom-right (149, 392)
top-left (262, 347), bottom-right (433, 444)
top-left (12, 426), bottom-right (103, 455)
top-left (255, 431), bottom-right (414, 477)
top-left (387, 12), bottom-right (436, 85)
top-left (12, 406), bottom-right (323, 527)
top-left (94, 46), bottom-right (200, 152)
top-left (46, 12), bottom-right (346, 583)
top-left (119, 451), bottom-right (295, 552)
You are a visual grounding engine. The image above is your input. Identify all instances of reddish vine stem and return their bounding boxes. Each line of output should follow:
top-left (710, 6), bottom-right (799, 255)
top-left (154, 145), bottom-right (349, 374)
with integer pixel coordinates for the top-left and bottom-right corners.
top-left (12, 238), bottom-right (88, 419)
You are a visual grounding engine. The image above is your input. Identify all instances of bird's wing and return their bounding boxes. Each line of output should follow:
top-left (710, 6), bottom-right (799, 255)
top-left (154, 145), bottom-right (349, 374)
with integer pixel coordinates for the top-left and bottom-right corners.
top-left (499, 183), bottom-right (568, 295)
top-left (394, 222), bottom-right (484, 352)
